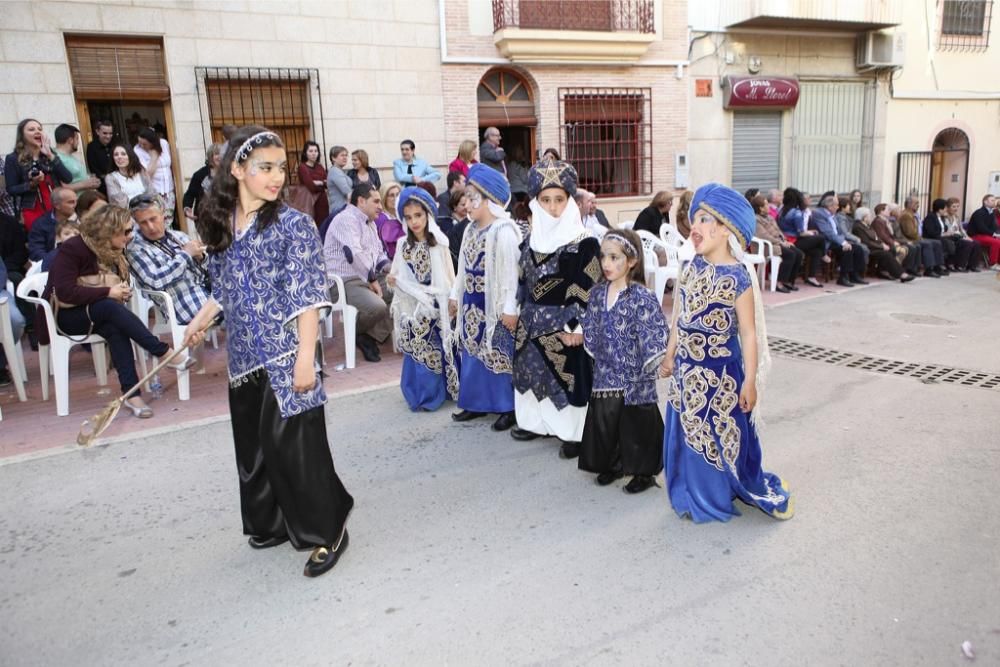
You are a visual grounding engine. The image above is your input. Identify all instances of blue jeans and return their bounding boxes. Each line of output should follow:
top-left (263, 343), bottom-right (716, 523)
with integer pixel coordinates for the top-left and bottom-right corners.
top-left (0, 289), bottom-right (26, 370)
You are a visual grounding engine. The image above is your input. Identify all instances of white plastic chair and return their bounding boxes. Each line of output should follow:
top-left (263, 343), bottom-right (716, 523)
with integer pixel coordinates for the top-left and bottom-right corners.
top-left (26, 260), bottom-right (42, 277)
top-left (745, 236), bottom-right (782, 292)
top-left (618, 220), bottom-right (635, 230)
top-left (635, 230), bottom-right (672, 304)
top-left (1, 284), bottom-right (27, 405)
top-left (321, 274), bottom-right (357, 369)
top-left (16, 272), bottom-right (109, 416)
top-left (130, 288), bottom-right (207, 401)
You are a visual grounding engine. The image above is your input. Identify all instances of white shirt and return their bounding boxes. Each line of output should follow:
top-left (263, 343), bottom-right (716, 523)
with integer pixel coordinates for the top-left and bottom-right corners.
top-left (134, 138), bottom-right (174, 195)
top-left (111, 171), bottom-right (149, 201)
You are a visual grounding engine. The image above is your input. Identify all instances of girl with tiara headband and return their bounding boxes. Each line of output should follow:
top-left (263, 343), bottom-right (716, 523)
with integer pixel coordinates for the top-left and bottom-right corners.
top-left (510, 160), bottom-right (601, 460)
top-left (660, 182), bottom-right (793, 523)
top-left (579, 228), bottom-right (668, 494)
top-left (448, 164), bottom-right (520, 431)
top-left (388, 186), bottom-right (460, 411)
top-left (183, 126), bottom-right (354, 578)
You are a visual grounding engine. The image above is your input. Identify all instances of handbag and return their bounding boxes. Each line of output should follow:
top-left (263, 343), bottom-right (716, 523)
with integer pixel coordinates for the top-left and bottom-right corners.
top-left (49, 271), bottom-right (125, 341)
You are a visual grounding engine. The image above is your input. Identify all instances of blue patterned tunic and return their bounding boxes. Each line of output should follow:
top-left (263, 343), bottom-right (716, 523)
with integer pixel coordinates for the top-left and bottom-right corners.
top-left (582, 282), bottom-right (667, 405)
top-left (663, 255), bottom-right (792, 522)
top-left (207, 204), bottom-right (332, 419)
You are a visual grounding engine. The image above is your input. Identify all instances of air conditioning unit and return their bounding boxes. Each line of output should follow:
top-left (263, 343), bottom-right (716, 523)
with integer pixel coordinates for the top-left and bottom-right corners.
top-left (856, 31), bottom-right (905, 69)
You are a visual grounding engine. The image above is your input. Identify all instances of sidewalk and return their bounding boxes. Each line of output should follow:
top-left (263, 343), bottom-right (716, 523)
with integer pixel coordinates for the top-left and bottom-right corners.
top-left (0, 275), bottom-right (871, 459)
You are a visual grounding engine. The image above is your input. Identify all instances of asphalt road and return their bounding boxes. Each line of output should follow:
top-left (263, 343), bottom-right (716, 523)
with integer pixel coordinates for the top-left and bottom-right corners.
top-left (2, 273), bottom-right (998, 666)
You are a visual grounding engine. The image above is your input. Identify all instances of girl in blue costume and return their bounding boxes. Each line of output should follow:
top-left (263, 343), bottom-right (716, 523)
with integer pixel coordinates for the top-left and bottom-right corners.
top-left (388, 186), bottom-right (459, 411)
top-left (184, 126), bottom-right (353, 578)
top-left (660, 182), bottom-right (793, 523)
top-left (448, 164), bottom-right (521, 431)
top-left (579, 229), bottom-right (668, 494)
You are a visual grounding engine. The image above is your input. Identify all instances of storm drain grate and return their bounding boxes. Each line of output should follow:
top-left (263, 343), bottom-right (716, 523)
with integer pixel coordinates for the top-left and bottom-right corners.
top-left (768, 336), bottom-right (1000, 392)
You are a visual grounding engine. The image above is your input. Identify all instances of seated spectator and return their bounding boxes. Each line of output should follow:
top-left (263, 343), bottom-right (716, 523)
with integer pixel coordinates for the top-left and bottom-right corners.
top-left (445, 190), bottom-right (470, 270)
top-left (324, 183), bottom-right (393, 362)
top-left (871, 203), bottom-right (920, 276)
top-left (437, 170), bottom-right (465, 223)
top-left (750, 193), bottom-right (804, 293)
top-left (966, 194), bottom-right (1000, 269)
top-left (0, 260), bottom-right (26, 387)
top-left (574, 189), bottom-right (607, 239)
top-left (375, 182), bottom-right (404, 259)
top-left (41, 219), bottom-right (79, 271)
top-left (53, 123), bottom-right (101, 192)
top-left (943, 197), bottom-right (981, 271)
top-left (448, 140), bottom-right (477, 177)
top-left (633, 190), bottom-right (672, 236)
top-left (853, 207), bottom-right (914, 283)
top-left (812, 193), bottom-right (867, 286)
top-left (479, 127), bottom-right (506, 174)
top-left (347, 148), bottom-right (381, 190)
top-left (923, 197), bottom-right (978, 272)
top-left (778, 187), bottom-right (825, 287)
top-left (836, 194), bottom-right (869, 269)
top-left (5, 118), bottom-right (73, 230)
top-left (125, 194), bottom-right (210, 325)
top-left (578, 189), bottom-right (610, 229)
top-left (393, 139), bottom-right (441, 185)
top-left (416, 180), bottom-right (437, 199)
top-left (75, 189), bottom-right (107, 219)
top-left (105, 143), bottom-right (154, 209)
top-left (183, 143), bottom-right (222, 222)
top-left (675, 189), bottom-right (693, 238)
top-left (1, 206), bottom-right (31, 340)
top-left (326, 145), bottom-right (352, 217)
top-left (766, 189), bottom-right (782, 220)
top-left (41, 205), bottom-right (190, 418)
top-left (28, 187), bottom-right (77, 261)
top-left (899, 196), bottom-right (947, 277)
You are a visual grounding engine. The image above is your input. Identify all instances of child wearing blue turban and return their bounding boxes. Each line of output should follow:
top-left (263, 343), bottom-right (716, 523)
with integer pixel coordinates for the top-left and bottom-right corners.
top-left (659, 182), bottom-right (793, 523)
top-left (388, 186), bottom-right (460, 412)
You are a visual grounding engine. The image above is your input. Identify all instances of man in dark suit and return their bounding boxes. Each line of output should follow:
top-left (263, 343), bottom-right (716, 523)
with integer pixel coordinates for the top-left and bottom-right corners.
top-left (922, 198), bottom-right (977, 271)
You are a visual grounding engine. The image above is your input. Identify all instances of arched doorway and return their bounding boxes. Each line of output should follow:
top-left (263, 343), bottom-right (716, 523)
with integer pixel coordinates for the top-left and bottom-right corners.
top-left (477, 68), bottom-right (536, 200)
top-left (931, 127), bottom-right (970, 217)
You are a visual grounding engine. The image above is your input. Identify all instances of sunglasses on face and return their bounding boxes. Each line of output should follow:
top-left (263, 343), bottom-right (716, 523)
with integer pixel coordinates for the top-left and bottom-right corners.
top-left (128, 194), bottom-right (159, 211)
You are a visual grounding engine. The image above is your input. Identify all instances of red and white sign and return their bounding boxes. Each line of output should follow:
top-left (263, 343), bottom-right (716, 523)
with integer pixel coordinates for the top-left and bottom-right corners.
top-left (724, 76), bottom-right (800, 109)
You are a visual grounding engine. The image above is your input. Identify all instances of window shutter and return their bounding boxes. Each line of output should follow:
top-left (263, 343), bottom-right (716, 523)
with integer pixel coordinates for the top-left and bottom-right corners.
top-left (65, 36), bottom-right (169, 101)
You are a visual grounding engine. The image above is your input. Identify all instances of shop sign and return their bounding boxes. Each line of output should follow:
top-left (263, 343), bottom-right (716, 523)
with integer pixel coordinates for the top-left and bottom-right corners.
top-left (724, 76), bottom-right (799, 109)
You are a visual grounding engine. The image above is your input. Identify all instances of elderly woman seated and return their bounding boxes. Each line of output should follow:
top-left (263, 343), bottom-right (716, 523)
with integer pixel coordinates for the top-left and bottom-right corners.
top-left (853, 206), bottom-right (915, 283)
top-left (40, 205), bottom-right (191, 418)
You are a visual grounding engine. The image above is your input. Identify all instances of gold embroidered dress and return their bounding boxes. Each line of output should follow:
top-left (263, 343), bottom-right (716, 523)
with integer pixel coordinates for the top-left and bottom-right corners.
top-left (663, 255), bottom-right (792, 522)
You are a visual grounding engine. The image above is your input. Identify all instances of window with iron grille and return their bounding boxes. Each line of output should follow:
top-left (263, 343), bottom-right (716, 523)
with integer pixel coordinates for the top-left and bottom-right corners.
top-left (558, 88), bottom-right (652, 198)
top-left (939, 0), bottom-right (993, 51)
top-left (195, 67), bottom-right (325, 183)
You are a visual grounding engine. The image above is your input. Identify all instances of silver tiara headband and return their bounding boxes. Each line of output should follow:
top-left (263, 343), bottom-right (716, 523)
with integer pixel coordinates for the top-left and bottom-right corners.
top-left (604, 232), bottom-right (638, 258)
top-left (234, 131), bottom-right (279, 163)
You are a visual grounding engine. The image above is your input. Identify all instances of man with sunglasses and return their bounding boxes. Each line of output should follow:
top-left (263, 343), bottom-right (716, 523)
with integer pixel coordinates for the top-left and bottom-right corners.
top-left (125, 194), bottom-right (210, 325)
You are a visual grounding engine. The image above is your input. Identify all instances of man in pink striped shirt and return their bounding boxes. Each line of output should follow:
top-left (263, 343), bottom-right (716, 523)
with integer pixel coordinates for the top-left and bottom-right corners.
top-left (323, 183), bottom-right (393, 362)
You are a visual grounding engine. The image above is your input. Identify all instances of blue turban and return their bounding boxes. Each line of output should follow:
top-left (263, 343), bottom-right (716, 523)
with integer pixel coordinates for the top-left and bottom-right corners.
top-left (468, 163), bottom-right (511, 207)
top-left (528, 159), bottom-right (578, 198)
top-left (396, 185), bottom-right (438, 220)
top-left (690, 182), bottom-right (757, 248)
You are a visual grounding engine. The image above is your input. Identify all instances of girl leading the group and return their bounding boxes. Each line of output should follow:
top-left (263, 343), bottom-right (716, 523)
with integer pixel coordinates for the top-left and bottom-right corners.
top-left (661, 182), bottom-right (793, 523)
top-left (578, 229), bottom-right (668, 494)
top-left (388, 186), bottom-right (460, 412)
top-left (183, 126), bottom-right (354, 578)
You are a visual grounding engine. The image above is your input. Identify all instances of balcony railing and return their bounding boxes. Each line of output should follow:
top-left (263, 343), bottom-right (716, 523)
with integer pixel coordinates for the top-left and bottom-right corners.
top-left (492, 0), bottom-right (655, 34)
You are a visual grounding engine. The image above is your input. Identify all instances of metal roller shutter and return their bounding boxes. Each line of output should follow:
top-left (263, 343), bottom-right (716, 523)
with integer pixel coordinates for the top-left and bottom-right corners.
top-left (731, 111), bottom-right (781, 194)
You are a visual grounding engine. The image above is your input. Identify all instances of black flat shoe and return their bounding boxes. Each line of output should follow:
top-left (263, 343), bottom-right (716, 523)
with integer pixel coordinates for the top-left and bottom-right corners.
top-left (248, 535), bottom-right (289, 550)
top-left (938, 267), bottom-right (950, 276)
top-left (356, 334), bottom-right (381, 362)
top-left (452, 409), bottom-right (486, 422)
top-left (510, 425), bottom-right (541, 439)
top-left (559, 441), bottom-right (580, 459)
top-left (785, 283), bottom-right (799, 291)
top-left (900, 274), bottom-right (916, 283)
top-left (775, 284), bottom-right (791, 294)
top-left (805, 277), bottom-right (822, 288)
top-left (623, 475), bottom-right (657, 494)
top-left (836, 277), bottom-right (853, 287)
top-left (596, 471), bottom-right (624, 486)
top-left (492, 412), bottom-right (516, 431)
top-left (850, 275), bottom-right (869, 285)
top-left (303, 530), bottom-right (349, 578)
